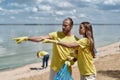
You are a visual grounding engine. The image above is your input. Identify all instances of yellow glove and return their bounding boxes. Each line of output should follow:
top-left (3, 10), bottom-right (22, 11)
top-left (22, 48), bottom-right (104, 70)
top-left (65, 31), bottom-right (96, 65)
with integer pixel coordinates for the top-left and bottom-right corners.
top-left (42, 39), bottom-right (58, 43)
top-left (13, 36), bottom-right (28, 44)
top-left (66, 56), bottom-right (77, 66)
top-left (65, 61), bottom-right (71, 66)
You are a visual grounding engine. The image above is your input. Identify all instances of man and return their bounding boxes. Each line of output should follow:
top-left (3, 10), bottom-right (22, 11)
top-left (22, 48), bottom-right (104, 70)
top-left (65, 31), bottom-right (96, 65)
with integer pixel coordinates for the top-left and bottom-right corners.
top-left (14, 17), bottom-right (78, 80)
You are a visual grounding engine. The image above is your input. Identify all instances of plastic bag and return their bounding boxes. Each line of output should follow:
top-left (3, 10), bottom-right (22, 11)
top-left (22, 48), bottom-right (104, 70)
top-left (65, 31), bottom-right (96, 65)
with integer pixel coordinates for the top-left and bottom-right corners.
top-left (54, 64), bottom-right (73, 80)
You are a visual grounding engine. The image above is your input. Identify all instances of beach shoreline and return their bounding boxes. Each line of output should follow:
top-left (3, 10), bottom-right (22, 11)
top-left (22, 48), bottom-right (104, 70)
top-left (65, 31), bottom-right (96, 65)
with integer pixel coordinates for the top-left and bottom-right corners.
top-left (0, 40), bottom-right (120, 80)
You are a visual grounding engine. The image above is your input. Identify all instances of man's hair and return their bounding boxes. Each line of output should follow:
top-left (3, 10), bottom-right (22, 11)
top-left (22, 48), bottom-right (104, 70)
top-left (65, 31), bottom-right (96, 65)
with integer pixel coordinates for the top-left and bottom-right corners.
top-left (64, 17), bottom-right (73, 27)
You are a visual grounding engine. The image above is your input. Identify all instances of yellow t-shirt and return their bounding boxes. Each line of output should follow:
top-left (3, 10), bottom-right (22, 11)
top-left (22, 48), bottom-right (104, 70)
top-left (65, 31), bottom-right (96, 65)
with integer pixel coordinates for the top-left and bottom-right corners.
top-left (37, 51), bottom-right (48, 57)
top-left (49, 31), bottom-right (78, 72)
top-left (76, 38), bottom-right (96, 75)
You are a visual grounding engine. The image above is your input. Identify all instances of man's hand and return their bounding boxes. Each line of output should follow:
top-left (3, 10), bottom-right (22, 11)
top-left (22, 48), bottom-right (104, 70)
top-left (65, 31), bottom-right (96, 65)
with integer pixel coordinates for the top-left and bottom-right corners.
top-left (13, 36), bottom-right (28, 44)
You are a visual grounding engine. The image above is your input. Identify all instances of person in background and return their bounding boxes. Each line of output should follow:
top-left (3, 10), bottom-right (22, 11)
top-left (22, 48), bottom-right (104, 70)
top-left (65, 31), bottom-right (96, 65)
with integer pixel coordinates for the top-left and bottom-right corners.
top-left (57, 22), bottom-right (96, 80)
top-left (13, 17), bottom-right (78, 80)
top-left (37, 51), bottom-right (49, 68)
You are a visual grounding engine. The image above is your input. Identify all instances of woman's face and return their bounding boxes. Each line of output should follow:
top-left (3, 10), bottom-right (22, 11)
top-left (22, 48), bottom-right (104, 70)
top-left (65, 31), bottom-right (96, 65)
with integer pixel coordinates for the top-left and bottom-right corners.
top-left (79, 24), bottom-right (85, 35)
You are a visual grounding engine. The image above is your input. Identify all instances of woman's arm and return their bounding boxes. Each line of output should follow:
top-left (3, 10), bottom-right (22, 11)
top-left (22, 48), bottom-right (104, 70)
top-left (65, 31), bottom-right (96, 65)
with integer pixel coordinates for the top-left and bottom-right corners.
top-left (57, 41), bottom-right (79, 48)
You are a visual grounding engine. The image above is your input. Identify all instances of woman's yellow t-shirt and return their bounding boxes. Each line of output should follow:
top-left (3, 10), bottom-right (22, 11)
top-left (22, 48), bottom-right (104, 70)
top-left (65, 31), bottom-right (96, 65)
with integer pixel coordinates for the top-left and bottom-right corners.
top-left (76, 38), bottom-right (96, 75)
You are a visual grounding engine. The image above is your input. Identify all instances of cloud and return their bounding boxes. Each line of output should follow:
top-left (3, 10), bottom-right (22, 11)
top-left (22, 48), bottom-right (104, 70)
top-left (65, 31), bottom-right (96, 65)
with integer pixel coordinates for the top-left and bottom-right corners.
top-left (0, 0), bottom-right (120, 24)
top-left (25, 7), bottom-right (38, 13)
top-left (79, 13), bottom-right (86, 18)
top-left (55, 11), bottom-right (64, 15)
top-left (9, 2), bottom-right (20, 6)
top-left (56, 1), bottom-right (73, 8)
top-left (31, 7), bottom-right (38, 12)
top-left (38, 5), bottom-right (52, 11)
top-left (9, 2), bottom-right (27, 8)
top-left (95, 0), bottom-right (120, 12)
top-left (68, 0), bottom-right (93, 8)
top-left (0, 7), bottom-right (3, 11)
top-left (36, 0), bottom-right (43, 3)
top-left (0, 0), bottom-right (4, 3)
top-left (103, 0), bottom-right (120, 5)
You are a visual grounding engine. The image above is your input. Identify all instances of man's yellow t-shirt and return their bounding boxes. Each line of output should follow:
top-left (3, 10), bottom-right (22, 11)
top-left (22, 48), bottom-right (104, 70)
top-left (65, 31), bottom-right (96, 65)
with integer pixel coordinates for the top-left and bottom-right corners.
top-left (76, 38), bottom-right (96, 75)
top-left (49, 31), bottom-right (78, 72)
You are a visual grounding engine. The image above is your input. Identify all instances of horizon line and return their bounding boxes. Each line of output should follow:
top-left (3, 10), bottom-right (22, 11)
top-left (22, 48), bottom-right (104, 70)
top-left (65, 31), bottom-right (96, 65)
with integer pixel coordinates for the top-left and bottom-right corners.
top-left (0, 23), bottom-right (120, 25)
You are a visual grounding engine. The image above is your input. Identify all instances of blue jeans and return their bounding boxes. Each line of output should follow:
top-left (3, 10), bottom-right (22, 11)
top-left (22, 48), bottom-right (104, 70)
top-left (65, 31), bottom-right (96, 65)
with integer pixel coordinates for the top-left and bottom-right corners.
top-left (42, 54), bottom-right (49, 68)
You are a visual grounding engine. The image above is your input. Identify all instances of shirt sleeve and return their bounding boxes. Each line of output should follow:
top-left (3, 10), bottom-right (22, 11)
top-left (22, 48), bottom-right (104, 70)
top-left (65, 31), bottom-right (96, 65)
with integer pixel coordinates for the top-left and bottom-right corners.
top-left (76, 38), bottom-right (89, 49)
top-left (49, 32), bottom-right (57, 39)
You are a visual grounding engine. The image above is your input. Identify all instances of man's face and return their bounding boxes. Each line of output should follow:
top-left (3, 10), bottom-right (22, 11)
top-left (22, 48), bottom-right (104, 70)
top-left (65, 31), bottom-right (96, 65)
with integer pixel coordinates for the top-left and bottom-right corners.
top-left (62, 20), bottom-right (72, 35)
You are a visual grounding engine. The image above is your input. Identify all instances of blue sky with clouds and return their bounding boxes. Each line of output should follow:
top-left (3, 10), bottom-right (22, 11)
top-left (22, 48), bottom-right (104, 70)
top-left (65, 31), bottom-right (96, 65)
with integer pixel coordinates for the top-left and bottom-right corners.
top-left (0, 0), bottom-right (120, 24)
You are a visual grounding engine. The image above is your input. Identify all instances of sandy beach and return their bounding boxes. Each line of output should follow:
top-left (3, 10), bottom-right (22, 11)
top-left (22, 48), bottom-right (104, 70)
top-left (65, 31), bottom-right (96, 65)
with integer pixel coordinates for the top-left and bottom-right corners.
top-left (0, 41), bottom-right (120, 80)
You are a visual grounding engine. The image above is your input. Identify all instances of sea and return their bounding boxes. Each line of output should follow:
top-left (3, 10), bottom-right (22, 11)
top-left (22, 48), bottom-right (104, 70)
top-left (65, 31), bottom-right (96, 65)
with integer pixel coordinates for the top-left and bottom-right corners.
top-left (0, 24), bottom-right (120, 72)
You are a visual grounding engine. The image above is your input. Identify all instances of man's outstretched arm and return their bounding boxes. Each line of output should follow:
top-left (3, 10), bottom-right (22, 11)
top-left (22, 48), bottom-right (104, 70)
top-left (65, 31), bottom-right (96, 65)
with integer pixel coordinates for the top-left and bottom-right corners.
top-left (13, 35), bottom-right (51, 44)
top-left (28, 35), bottom-right (51, 42)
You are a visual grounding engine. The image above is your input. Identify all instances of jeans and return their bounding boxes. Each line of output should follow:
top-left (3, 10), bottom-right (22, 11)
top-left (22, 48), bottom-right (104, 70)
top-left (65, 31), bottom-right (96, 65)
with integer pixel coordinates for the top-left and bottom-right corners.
top-left (42, 54), bottom-right (49, 68)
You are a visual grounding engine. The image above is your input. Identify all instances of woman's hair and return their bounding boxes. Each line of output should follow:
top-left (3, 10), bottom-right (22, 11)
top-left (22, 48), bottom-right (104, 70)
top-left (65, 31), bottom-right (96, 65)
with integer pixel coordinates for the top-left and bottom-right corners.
top-left (81, 22), bottom-right (95, 58)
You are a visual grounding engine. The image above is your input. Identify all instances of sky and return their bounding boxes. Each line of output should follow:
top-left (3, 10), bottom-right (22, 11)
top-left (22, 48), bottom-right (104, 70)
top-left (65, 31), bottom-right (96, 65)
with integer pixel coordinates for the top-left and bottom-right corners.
top-left (0, 0), bottom-right (120, 24)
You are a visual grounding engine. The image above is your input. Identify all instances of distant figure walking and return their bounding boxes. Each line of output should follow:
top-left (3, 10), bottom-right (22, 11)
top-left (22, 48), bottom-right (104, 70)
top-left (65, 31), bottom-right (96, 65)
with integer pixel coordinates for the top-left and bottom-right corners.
top-left (37, 51), bottom-right (49, 68)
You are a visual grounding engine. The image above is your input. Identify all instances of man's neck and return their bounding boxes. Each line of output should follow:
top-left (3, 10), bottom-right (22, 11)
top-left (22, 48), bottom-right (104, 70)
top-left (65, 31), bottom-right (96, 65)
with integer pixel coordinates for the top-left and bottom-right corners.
top-left (65, 32), bottom-right (73, 36)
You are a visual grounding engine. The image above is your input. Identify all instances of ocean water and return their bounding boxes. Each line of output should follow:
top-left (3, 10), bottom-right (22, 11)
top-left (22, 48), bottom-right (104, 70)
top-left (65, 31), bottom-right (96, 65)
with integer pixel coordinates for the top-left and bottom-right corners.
top-left (0, 24), bottom-right (120, 72)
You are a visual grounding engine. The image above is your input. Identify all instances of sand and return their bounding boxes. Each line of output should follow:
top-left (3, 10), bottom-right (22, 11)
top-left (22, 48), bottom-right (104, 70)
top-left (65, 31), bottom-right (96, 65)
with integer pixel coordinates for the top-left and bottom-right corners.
top-left (0, 41), bottom-right (120, 80)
